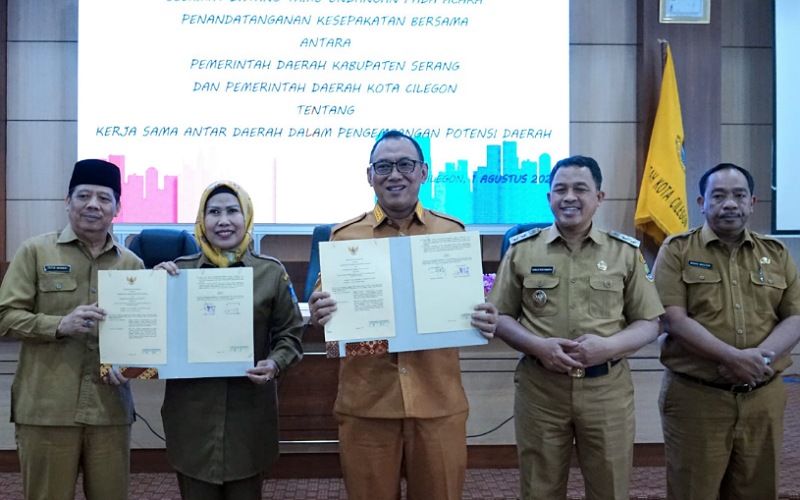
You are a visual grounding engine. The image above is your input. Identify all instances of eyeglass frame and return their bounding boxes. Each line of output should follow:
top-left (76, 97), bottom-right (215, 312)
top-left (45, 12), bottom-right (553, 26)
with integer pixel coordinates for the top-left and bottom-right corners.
top-left (369, 158), bottom-right (425, 176)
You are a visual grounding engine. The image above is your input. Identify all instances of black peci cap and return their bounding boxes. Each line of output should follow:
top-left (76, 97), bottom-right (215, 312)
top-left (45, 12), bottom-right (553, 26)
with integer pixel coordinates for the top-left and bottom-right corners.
top-left (69, 159), bottom-right (122, 194)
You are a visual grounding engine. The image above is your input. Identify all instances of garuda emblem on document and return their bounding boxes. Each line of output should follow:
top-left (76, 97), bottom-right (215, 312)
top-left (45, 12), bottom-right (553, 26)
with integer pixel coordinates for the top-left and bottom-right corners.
top-left (126, 275), bottom-right (137, 285)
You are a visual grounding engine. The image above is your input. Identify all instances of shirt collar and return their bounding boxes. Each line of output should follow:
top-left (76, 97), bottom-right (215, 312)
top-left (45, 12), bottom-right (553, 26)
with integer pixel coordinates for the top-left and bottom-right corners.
top-left (198, 250), bottom-right (249, 268)
top-left (57, 224), bottom-right (119, 253)
top-left (700, 222), bottom-right (754, 248)
top-left (545, 223), bottom-right (603, 246)
top-left (372, 201), bottom-right (426, 227)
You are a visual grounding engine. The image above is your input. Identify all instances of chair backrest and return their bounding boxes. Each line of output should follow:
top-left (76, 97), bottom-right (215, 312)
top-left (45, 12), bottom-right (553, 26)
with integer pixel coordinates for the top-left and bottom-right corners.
top-left (500, 222), bottom-right (551, 260)
top-left (303, 223), bottom-right (335, 302)
top-left (128, 228), bottom-right (201, 268)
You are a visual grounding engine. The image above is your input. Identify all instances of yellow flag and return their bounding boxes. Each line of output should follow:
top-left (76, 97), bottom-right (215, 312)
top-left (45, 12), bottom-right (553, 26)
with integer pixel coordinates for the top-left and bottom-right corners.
top-left (634, 44), bottom-right (688, 245)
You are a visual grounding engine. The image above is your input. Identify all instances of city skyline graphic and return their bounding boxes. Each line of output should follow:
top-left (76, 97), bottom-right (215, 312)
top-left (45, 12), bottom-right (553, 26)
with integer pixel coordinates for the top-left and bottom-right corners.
top-left (111, 154), bottom-right (179, 223)
top-left (106, 139), bottom-right (555, 225)
top-left (417, 137), bottom-right (555, 225)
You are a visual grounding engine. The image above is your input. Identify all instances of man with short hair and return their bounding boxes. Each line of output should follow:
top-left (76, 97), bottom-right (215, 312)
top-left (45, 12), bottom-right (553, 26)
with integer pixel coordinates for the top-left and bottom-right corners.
top-left (489, 155), bottom-right (664, 499)
top-left (309, 130), bottom-right (498, 500)
top-left (0, 159), bottom-right (144, 500)
top-left (654, 163), bottom-right (800, 500)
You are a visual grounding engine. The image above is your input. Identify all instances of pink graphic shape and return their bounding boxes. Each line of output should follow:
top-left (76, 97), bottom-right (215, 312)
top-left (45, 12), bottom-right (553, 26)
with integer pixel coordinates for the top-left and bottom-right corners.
top-left (109, 154), bottom-right (178, 223)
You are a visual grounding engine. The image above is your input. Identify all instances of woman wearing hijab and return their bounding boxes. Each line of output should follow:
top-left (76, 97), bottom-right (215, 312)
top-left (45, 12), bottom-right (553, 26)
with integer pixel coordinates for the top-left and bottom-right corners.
top-left (155, 181), bottom-right (304, 500)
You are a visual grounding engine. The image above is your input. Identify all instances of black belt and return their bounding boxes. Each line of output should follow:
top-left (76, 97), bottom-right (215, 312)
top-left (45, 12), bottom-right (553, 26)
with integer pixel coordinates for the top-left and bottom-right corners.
top-left (675, 371), bottom-right (776, 393)
top-left (530, 357), bottom-right (621, 378)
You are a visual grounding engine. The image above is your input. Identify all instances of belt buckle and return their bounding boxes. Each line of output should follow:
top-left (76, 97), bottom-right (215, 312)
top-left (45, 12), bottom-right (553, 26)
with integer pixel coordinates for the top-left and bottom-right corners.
top-left (730, 384), bottom-right (752, 394)
top-left (569, 367), bottom-right (585, 378)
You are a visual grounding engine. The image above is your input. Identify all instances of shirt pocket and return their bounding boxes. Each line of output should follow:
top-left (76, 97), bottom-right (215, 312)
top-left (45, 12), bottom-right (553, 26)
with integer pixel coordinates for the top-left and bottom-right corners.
top-left (750, 271), bottom-right (787, 315)
top-left (682, 267), bottom-right (722, 312)
top-left (37, 276), bottom-right (79, 316)
top-left (523, 276), bottom-right (559, 317)
top-left (38, 275), bottom-right (78, 293)
top-left (589, 275), bottom-right (624, 319)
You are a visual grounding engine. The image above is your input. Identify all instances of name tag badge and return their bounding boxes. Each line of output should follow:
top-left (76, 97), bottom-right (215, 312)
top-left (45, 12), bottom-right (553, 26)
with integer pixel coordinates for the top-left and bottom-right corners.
top-left (688, 261), bottom-right (712, 269)
top-left (530, 266), bottom-right (555, 274)
top-left (43, 265), bottom-right (71, 273)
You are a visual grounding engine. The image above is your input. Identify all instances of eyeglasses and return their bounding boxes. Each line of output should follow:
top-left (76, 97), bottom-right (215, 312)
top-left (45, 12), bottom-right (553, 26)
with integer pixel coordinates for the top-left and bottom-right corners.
top-left (370, 158), bottom-right (422, 176)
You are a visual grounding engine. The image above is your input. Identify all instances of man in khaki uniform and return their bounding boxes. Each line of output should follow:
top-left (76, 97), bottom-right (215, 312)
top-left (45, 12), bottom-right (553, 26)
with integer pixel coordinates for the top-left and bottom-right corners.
top-left (489, 155), bottom-right (664, 500)
top-left (309, 130), bottom-right (498, 500)
top-left (0, 159), bottom-right (143, 500)
top-left (654, 163), bottom-right (800, 500)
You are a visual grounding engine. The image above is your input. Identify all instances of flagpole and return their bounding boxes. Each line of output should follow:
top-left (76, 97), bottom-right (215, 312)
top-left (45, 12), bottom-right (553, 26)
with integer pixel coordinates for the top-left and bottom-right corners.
top-left (658, 39), bottom-right (668, 70)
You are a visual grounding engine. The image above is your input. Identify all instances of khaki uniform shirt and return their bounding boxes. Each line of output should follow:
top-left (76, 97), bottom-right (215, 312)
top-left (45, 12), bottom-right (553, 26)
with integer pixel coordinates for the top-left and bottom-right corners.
top-left (330, 203), bottom-right (469, 419)
top-left (655, 224), bottom-right (800, 381)
top-left (489, 225), bottom-right (663, 341)
top-left (161, 250), bottom-right (304, 484)
top-left (0, 225), bottom-right (144, 426)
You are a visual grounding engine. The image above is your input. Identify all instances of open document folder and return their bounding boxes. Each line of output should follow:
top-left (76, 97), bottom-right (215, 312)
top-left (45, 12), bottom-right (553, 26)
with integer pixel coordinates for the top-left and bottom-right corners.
top-left (319, 231), bottom-right (488, 357)
top-left (98, 267), bottom-right (254, 379)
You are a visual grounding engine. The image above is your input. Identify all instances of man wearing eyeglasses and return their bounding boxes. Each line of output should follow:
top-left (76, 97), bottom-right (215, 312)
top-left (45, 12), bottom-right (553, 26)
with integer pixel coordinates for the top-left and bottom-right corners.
top-left (309, 130), bottom-right (498, 500)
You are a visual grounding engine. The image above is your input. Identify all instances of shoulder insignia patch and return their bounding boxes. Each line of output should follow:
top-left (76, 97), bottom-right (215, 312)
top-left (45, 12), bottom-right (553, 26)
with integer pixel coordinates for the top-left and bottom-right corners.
top-left (252, 253), bottom-right (282, 265)
top-left (750, 231), bottom-right (787, 249)
top-left (286, 277), bottom-right (299, 304)
top-left (332, 213), bottom-right (368, 235)
top-left (608, 230), bottom-right (640, 248)
top-left (429, 209), bottom-right (466, 229)
top-left (510, 227), bottom-right (542, 246)
top-left (639, 252), bottom-right (654, 282)
top-left (662, 226), bottom-right (703, 245)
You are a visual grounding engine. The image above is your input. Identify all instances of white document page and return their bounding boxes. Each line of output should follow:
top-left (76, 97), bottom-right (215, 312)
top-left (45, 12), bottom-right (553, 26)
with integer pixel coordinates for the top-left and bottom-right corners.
top-left (99, 269), bottom-right (168, 365)
top-left (319, 238), bottom-right (396, 342)
top-left (409, 232), bottom-right (485, 334)
top-left (186, 267), bottom-right (254, 363)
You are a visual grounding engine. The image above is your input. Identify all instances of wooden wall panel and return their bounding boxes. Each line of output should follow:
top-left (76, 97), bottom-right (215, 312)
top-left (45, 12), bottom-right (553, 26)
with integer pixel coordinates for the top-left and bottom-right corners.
top-left (277, 352), bottom-right (340, 442)
top-left (5, 35), bottom-right (76, 260)
top-left (6, 200), bottom-right (67, 256)
top-left (260, 234), bottom-right (311, 263)
top-left (463, 369), bottom-right (516, 445)
top-left (6, 122), bottom-right (77, 200)
top-left (720, 124), bottom-right (773, 201)
top-left (632, 371), bottom-right (666, 443)
top-left (6, 41), bottom-right (76, 120)
top-left (570, 45), bottom-right (638, 123)
top-left (721, 0), bottom-right (774, 47)
top-left (594, 200), bottom-right (638, 235)
top-left (571, 0), bottom-right (637, 44)
top-left (570, 122), bottom-right (638, 201)
top-left (719, 2), bottom-right (774, 236)
top-left (1, 0), bottom-right (8, 262)
top-left (745, 202), bottom-right (774, 236)
top-left (721, 48), bottom-right (774, 126)
top-left (7, 0), bottom-right (77, 41)
top-left (569, 0), bottom-right (639, 242)
top-left (719, 47), bottom-right (772, 233)
top-left (128, 380), bottom-right (167, 449)
top-left (480, 234), bottom-right (503, 267)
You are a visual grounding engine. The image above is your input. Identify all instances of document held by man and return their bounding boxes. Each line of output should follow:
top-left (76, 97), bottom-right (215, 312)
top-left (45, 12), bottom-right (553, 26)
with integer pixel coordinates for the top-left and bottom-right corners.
top-left (98, 268), bottom-right (254, 378)
top-left (409, 232), bottom-right (485, 334)
top-left (98, 270), bottom-right (168, 364)
top-left (319, 232), bottom-right (488, 357)
top-left (319, 238), bottom-right (396, 342)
